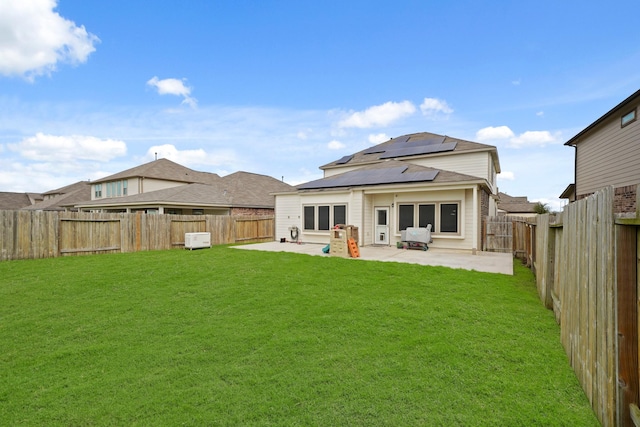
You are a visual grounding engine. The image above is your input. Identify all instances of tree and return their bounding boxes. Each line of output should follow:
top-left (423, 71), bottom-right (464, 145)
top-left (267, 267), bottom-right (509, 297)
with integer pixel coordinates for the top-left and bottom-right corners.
top-left (533, 201), bottom-right (550, 214)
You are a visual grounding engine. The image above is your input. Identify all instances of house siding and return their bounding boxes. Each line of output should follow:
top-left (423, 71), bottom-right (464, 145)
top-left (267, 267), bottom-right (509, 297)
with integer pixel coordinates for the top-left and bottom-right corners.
top-left (409, 151), bottom-right (491, 183)
top-left (275, 193), bottom-right (301, 241)
top-left (575, 100), bottom-right (640, 197)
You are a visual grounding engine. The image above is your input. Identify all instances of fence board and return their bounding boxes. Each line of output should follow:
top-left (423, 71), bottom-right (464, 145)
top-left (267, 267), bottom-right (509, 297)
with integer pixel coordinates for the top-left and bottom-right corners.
top-left (528, 187), bottom-right (619, 427)
top-left (0, 210), bottom-right (274, 261)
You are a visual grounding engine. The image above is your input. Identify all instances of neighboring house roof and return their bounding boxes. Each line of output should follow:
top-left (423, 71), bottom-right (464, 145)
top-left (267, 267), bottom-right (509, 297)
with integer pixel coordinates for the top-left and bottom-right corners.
top-left (497, 192), bottom-right (537, 214)
top-left (75, 171), bottom-right (294, 210)
top-left (297, 160), bottom-right (489, 191)
top-left (565, 89), bottom-right (640, 146)
top-left (321, 131), bottom-right (501, 172)
top-left (23, 181), bottom-right (91, 211)
top-left (91, 158), bottom-right (220, 185)
top-left (0, 192), bottom-right (37, 210)
top-left (559, 183), bottom-right (575, 200)
top-left (219, 171), bottom-right (295, 207)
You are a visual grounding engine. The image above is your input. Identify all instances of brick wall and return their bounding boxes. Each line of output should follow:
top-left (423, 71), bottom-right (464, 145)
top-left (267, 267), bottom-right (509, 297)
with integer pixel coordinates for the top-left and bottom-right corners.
top-left (576, 185), bottom-right (637, 213)
top-left (614, 185), bottom-right (637, 213)
top-left (230, 207), bottom-right (274, 216)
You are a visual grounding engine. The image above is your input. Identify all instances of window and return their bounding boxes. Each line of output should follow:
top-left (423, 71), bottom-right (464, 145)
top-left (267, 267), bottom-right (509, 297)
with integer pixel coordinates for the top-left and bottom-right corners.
top-left (418, 204), bottom-right (435, 229)
top-left (334, 205), bottom-right (346, 226)
top-left (397, 202), bottom-right (459, 234)
top-left (303, 206), bottom-right (315, 230)
top-left (303, 204), bottom-right (347, 231)
top-left (192, 209), bottom-right (204, 215)
top-left (104, 180), bottom-right (127, 198)
top-left (440, 204), bottom-right (458, 233)
top-left (94, 184), bottom-right (102, 198)
top-left (622, 109), bottom-right (637, 127)
top-left (398, 204), bottom-right (414, 231)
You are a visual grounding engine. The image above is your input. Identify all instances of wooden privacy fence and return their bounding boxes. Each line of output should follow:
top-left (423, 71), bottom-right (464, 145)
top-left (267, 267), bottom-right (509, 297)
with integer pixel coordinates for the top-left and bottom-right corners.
top-left (0, 210), bottom-right (274, 261)
top-left (484, 216), bottom-right (535, 268)
top-left (530, 186), bottom-right (640, 427)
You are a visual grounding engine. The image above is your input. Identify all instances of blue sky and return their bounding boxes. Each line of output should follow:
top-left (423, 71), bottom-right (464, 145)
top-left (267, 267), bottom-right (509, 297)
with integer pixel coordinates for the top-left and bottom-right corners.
top-left (1, 0), bottom-right (639, 211)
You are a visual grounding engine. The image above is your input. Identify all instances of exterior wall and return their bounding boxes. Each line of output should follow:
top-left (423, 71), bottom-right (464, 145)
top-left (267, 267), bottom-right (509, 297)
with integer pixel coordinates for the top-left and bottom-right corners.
top-left (275, 193), bottom-right (301, 241)
top-left (575, 99), bottom-right (640, 197)
top-left (613, 184), bottom-right (637, 213)
top-left (389, 187), bottom-right (474, 250)
top-left (297, 191), bottom-right (358, 244)
top-left (90, 177), bottom-right (184, 200)
top-left (141, 178), bottom-right (188, 193)
top-left (230, 207), bottom-right (273, 216)
top-left (409, 151), bottom-right (493, 184)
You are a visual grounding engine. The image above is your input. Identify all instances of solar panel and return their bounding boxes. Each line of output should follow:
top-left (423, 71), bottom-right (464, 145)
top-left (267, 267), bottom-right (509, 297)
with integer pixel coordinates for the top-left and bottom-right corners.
top-left (335, 155), bottom-right (353, 164)
top-left (362, 135), bottom-right (409, 155)
top-left (362, 146), bottom-right (386, 154)
top-left (298, 166), bottom-right (439, 189)
top-left (379, 141), bottom-right (457, 159)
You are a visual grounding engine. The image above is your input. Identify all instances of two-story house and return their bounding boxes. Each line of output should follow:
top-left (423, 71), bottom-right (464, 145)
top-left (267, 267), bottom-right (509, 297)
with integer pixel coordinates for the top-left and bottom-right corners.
top-left (274, 132), bottom-right (501, 253)
top-left (563, 89), bottom-right (640, 213)
top-left (73, 158), bottom-right (294, 215)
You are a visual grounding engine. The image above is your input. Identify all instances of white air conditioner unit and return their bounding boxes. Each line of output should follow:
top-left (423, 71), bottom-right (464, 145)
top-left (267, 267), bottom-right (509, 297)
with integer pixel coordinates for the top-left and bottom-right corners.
top-left (184, 232), bottom-right (211, 250)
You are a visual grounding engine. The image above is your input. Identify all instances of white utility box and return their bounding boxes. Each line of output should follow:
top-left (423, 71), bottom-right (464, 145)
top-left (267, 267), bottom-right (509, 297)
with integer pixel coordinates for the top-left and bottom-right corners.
top-left (184, 232), bottom-right (211, 250)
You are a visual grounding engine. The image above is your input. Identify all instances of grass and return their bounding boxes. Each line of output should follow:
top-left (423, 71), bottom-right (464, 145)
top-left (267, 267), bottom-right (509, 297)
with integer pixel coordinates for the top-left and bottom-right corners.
top-left (0, 246), bottom-right (599, 426)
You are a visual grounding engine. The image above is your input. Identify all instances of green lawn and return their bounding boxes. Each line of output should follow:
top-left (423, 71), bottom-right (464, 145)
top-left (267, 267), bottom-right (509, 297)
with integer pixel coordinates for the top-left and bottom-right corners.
top-left (0, 246), bottom-right (598, 426)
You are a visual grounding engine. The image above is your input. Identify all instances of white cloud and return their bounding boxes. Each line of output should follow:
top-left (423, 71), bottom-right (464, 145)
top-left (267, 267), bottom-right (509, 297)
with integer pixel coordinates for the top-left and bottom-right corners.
top-left (147, 76), bottom-right (197, 107)
top-left (420, 98), bottom-right (453, 116)
top-left (8, 133), bottom-right (126, 161)
top-left (512, 79), bottom-right (521, 86)
top-left (498, 171), bottom-right (515, 181)
top-left (368, 133), bottom-right (389, 144)
top-left (476, 126), bottom-right (515, 141)
top-left (536, 111), bottom-right (544, 117)
top-left (0, 0), bottom-right (99, 80)
top-left (146, 144), bottom-right (236, 167)
top-left (338, 100), bottom-right (416, 128)
top-left (476, 126), bottom-right (562, 148)
top-left (509, 130), bottom-right (560, 148)
top-left (327, 140), bottom-right (345, 150)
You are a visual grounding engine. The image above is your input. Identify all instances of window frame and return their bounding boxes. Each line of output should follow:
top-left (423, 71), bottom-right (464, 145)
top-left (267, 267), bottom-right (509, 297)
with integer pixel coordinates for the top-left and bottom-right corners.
top-left (302, 203), bottom-right (348, 231)
top-left (396, 201), bottom-right (460, 235)
top-left (621, 108), bottom-right (637, 128)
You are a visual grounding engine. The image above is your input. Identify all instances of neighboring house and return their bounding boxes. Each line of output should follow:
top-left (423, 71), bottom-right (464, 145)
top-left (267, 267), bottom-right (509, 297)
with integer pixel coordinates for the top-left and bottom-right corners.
top-left (73, 158), bottom-right (293, 215)
top-left (496, 192), bottom-right (538, 217)
top-left (563, 88), bottom-right (640, 213)
top-left (22, 181), bottom-right (91, 211)
top-left (274, 132), bottom-right (501, 253)
top-left (0, 192), bottom-right (42, 210)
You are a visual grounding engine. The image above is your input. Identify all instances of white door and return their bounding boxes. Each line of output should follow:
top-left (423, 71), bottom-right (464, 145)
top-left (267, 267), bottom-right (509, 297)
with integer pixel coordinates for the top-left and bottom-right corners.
top-left (374, 207), bottom-right (390, 245)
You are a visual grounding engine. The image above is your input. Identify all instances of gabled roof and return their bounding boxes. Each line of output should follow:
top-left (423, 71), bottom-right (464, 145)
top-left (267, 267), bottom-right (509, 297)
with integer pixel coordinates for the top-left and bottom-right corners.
top-left (91, 158), bottom-right (220, 185)
top-left (565, 89), bottom-right (640, 146)
top-left (321, 131), bottom-right (500, 172)
top-left (23, 181), bottom-right (91, 211)
top-left (497, 192), bottom-right (537, 214)
top-left (76, 183), bottom-right (232, 207)
top-left (75, 171), bottom-right (295, 209)
top-left (0, 192), bottom-right (35, 210)
top-left (219, 171), bottom-right (296, 207)
top-left (297, 160), bottom-right (487, 191)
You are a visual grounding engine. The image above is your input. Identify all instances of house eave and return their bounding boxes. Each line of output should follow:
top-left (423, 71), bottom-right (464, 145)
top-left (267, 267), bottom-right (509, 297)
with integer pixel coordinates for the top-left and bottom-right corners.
top-left (564, 88), bottom-right (640, 146)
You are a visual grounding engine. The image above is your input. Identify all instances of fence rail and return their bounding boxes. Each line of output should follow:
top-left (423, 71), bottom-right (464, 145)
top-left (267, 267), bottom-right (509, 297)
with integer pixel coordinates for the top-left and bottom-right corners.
top-left (0, 210), bottom-right (274, 261)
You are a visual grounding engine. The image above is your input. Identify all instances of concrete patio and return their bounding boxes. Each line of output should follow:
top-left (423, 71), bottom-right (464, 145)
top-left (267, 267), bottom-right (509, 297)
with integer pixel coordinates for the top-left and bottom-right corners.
top-left (233, 241), bottom-right (514, 275)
